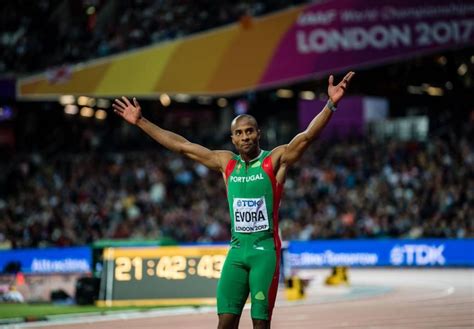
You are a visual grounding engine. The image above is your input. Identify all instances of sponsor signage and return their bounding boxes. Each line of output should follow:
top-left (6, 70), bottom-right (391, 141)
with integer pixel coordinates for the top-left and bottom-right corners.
top-left (0, 247), bottom-right (92, 273)
top-left (288, 239), bottom-right (474, 267)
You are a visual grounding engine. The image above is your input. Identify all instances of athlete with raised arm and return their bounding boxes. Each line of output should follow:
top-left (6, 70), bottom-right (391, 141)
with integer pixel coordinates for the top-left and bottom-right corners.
top-left (113, 71), bottom-right (355, 329)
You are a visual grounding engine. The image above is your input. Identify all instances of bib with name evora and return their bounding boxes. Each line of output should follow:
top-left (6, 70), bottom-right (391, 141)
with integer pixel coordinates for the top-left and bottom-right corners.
top-left (225, 150), bottom-right (277, 234)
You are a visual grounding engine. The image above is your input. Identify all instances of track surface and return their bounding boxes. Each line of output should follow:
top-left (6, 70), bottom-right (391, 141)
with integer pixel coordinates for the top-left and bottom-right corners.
top-left (6, 269), bottom-right (474, 329)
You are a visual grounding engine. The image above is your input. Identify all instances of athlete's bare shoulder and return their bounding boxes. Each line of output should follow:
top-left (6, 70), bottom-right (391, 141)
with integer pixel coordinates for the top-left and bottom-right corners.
top-left (269, 145), bottom-right (287, 169)
top-left (215, 150), bottom-right (237, 172)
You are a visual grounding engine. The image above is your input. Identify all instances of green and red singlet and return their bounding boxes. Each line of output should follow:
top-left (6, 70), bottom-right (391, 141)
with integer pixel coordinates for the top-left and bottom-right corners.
top-left (217, 150), bottom-right (283, 321)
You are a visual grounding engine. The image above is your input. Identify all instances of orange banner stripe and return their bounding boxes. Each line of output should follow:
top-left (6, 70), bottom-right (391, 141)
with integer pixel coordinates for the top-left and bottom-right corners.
top-left (206, 8), bottom-right (300, 94)
top-left (155, 27), bottom-right (240, 94)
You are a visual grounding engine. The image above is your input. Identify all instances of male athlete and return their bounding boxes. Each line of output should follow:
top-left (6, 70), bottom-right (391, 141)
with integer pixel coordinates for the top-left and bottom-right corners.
top-left (113, 71), bottom-right (355, 329)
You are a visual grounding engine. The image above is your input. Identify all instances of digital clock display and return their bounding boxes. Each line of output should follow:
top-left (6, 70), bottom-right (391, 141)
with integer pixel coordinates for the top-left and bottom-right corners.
top-left (97, 246), bottom-right (228, 306)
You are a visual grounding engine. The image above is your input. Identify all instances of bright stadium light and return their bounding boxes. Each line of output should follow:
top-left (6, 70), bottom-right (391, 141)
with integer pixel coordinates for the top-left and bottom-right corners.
top-left (59, 95), bottom-right (75, 106)
top-left (80, 107), bottom-right (94, 117)
top-left (276, 89), bottom-right (293, 98)
top-left (426, 86), bottom-right (444, 96)
top-left (77, 96), bottom-right (90, 106)
top-left (299, 91), bottom-right (315, 100)
top-left (160, 93), bottom-right (171, 107)
top-left (64, 104), bottom-right (78, 115)
top-left (86, 6), bottom-right (95, 15)
top-left (95, 109), bottom-right (107, 120)
top-left (457, 63), bottom-right (468, 76)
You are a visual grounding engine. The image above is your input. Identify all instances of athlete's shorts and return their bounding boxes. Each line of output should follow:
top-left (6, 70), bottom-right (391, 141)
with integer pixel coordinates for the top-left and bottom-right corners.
top-left (217, 234), bottom-right (280, 320)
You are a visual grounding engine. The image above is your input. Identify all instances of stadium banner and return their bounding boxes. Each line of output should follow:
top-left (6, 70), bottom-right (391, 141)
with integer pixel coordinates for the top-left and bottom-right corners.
top-left (17, 0), bottom-right (474, 98)
top-left (0, 247), bottom-right (92, 274)
top-left (287, 239), bottom-right (474, 268)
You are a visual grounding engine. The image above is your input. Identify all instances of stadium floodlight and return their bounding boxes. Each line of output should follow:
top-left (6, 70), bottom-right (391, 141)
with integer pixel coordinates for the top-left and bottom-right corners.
top-left (426, 86), bottom-right (444, 96)
top-left (299, 91), bottom-right (315, 100)
top-left (87, 98), bottom-right (96, 107)
top-left (173, 94), bottom-right (192, 102)
top-left (457, 63), bottom-right (467, 76)
top-left (160, 94), bottom-right (171, 107)
top-left (97, 99), bottom-right (110, 109)
top-left (80, 107), bottom-right (94, 117)
top-left (95, 109), bottom-right (107, 120)
top-left (78, 96), bottom-right (90, 106)
top-left (217, 98), bottom-right (228, 108)
top-left (59, 95), bottom-right (75, 106)
top-left (64, 104), bottom-right (79, 115)
top-left (276, 89), bottom-right (293, 98)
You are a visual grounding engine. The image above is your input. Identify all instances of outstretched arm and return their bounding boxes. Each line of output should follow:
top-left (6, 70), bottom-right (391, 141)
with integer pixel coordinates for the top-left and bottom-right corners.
top-left (113, 97), bottom-right (233, 172)
top-left (271, 72), bottom-right (355, 180)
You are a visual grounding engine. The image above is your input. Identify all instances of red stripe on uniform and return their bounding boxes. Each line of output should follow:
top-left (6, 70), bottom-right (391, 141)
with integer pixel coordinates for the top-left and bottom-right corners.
top-left (262, 156), bottom-right (283, 320)
top-left (225, 159), bottom-right (238, 185)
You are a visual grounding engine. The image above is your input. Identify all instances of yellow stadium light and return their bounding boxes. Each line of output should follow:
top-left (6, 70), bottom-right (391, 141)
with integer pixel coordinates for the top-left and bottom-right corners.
top-left (160, 94), bottom-right (171, 107)
top-left (426, 86), bottom-right (444, 96)
top-left (80, 107), bottom-right (94, 117)
top-left (95, 109), bottom-right (107, 120)
top-left (78, 96), bottom-right (90, 106)
top-left (276, 89), bottom-right (293, 98)
top-left (299, 91), bottom-right (315, 100)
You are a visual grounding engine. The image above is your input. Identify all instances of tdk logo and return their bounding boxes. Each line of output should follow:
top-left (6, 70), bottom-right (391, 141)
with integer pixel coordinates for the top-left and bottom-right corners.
top-left (390, 244), bottom-right (446, 266)
top-left (236, 199), bottom-right (263, 208)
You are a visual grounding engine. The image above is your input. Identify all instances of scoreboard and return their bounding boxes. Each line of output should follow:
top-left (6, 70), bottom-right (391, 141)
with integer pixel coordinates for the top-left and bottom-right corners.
top-left (97, 246), bottom-right (228, 306)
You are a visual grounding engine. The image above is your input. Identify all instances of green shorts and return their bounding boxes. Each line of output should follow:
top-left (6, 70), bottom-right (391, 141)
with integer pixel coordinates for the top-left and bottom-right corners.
top-left (217, 234), bottom-right (280, 320)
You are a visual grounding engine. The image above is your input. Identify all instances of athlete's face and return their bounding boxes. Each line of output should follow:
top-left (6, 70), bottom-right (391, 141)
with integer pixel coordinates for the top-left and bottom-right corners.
top-left (231, 117), bottom-right (260, 157)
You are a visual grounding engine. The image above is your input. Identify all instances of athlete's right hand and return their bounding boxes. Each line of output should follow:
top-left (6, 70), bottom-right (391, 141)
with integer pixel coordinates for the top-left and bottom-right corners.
top-left (113, 96), bottom-right (142, 125)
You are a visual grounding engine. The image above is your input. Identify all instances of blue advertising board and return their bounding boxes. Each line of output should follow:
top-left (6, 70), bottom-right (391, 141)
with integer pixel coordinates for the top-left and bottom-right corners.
top-left (287, 239), bottom-right (474, 268)
top-left (0, 247), bottom-right (92, 273)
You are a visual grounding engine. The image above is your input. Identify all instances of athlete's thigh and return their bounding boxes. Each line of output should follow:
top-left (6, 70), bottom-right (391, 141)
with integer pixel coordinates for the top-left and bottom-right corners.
top-left (217, 248), bottom-right (249, 315)
top-left (248, 248), bottom-right (278, 320)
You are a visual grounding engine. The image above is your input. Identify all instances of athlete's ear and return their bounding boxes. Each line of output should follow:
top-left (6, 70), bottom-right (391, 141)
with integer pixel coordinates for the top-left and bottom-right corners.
top-left (230, 133), bottom-right (238, 147)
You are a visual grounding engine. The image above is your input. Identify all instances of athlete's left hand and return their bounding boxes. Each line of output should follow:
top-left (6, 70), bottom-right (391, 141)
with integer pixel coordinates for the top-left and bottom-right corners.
top-left (328, 71), bottom-right (355, 106)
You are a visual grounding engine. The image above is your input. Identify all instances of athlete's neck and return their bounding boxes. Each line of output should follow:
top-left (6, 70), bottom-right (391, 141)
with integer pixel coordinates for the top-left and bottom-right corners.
top-left (240, 148), bottom-right (262, 164)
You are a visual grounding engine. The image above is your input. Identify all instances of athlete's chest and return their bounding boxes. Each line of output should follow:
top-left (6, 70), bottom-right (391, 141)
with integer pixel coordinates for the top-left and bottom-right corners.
top-left (227, 160), bottom-right (271, 197)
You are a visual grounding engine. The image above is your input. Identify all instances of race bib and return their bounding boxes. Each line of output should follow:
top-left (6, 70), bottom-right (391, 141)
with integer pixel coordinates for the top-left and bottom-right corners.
top-left (233, 198), bottom-right (269, 233)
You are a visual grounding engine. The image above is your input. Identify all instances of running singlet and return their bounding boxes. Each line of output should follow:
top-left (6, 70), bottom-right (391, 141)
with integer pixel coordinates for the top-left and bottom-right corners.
top-left (217, 150), bottom-right (283, 320)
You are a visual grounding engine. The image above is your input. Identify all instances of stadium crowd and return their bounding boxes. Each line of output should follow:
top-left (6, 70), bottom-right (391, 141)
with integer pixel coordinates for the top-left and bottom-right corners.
top-left (0, 0), bottom-right (308, 76)
top-left (1, 120), bottom-right (472, 248)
